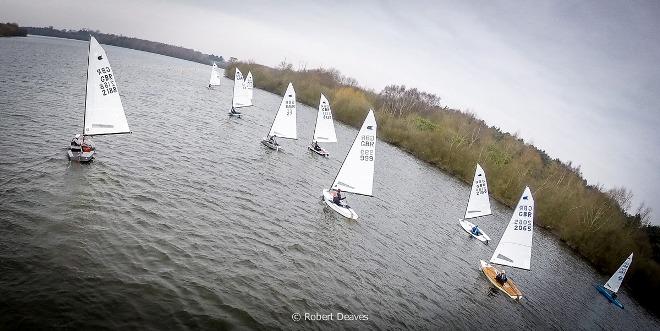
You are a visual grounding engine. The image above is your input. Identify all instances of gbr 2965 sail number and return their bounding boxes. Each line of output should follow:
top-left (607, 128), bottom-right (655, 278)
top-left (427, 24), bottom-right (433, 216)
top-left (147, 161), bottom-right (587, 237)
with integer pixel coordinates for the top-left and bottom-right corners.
top-left (513, 205), bottom-right (533, 231)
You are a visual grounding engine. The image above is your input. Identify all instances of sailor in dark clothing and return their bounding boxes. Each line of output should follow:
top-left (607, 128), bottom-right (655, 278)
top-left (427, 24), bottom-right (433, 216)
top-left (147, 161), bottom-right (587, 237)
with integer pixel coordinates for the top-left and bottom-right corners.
top-left (495, 270), bottom-right (508, 284)
top-left (268, 135), bottom-right (278, 146)
top-left (313, 141), bottom-right (322, 151)
top-left (333, 188), bottom-right (345, 206)
top-left (471, 225), bottom-right (481, 236)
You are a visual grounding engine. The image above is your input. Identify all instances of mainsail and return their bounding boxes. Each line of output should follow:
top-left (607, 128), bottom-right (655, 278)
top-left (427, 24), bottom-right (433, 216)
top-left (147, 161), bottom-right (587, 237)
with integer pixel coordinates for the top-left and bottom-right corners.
top-left (464, 164), bottom-right (492, 219)
top-left (245, 71), bottom-right (254, 102)
top-left (313, 94), bottom-right (337, 143)
top-left (604, 253), bottom-right (633, 293)
top-left (84, 36), bottom-right (130, 136)
top-left (232, 68), bottom-right (251, 108)
top-left (490, 186), bottom-right (534, 270)
top-left (209, 62), bottom-right (221, 86)
top-left (330, 110), bottom-right (377, 196)
top-left (268, 83), bottom-right (297, 139)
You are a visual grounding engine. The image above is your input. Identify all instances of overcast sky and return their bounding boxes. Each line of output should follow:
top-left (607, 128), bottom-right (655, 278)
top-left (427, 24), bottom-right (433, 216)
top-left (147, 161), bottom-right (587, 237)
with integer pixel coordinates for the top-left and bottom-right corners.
top-left (4, 0), bottom-right (660, 223)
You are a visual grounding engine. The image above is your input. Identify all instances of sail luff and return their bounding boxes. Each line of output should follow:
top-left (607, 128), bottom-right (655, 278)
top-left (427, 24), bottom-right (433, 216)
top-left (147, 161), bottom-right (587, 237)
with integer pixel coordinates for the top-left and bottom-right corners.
top-left (268, 83), bottom-right (297, 139)
top-left (82, 35), bottom-right (91, 136)
top-left (464, 164), bottom-right (492, 219)
top-left (313, 94), bottom-right (337, 143)
top-left (330, 110), bottom-right (377, 196)
top-left (83, 36), bottom-right (130, 136)
top-left (604, 253), bottom-right (633, 293)
top-left (489, 186), bottom-right (534, 270)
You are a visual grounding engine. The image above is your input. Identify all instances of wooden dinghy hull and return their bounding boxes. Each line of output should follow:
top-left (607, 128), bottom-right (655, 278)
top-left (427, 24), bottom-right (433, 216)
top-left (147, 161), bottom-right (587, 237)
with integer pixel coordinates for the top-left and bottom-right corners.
top-left (480, 260), bottom-right (523, 300)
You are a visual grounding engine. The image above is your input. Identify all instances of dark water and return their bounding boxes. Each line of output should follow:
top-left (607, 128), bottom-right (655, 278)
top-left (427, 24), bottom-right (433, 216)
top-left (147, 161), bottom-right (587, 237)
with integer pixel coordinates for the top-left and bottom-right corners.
top-left (0, 36), bottom-right (658, 330)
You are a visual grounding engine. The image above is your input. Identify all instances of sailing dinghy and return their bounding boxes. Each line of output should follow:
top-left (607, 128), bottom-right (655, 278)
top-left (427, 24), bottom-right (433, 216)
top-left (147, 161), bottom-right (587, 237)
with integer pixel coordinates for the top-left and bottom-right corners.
top-left (208, 62), bottom-right (221, 89)
top-left (595, 253), bottom-right (632, 309)
top-left (68, 36), bottom-right (131, 162)
top-left (459, 164), bottom-right (492, 243)
top-left (262, 83), bottom-right (296, 150)
top-left (480, 186), bottom-right (534, 300)
top-left (322, 110), bottom-right (376, 220)
top-left (309, 94), bottom-right (337, 157)
top-left (230, 68), bottom-right (252, 117)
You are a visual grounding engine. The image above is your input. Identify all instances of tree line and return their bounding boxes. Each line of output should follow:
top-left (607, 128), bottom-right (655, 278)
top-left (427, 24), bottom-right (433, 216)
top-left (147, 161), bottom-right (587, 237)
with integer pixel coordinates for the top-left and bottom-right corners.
top-left (0, 23), bottom-right (27, 37)
top-left (226, 61), bottom-right (660, 317)
top-left (25, 26), bottom-right (226, 67)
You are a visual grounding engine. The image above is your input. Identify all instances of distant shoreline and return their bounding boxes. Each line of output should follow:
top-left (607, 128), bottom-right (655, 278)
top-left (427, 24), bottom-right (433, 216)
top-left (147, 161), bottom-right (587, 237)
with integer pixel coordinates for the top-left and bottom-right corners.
top-left (24, 26), bottom-right (226, 68)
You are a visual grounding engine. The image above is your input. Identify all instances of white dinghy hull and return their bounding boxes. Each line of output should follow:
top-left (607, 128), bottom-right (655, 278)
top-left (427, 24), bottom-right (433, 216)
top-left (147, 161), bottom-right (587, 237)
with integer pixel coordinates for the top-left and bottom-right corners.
top-left (67, 149), bottom-right (95, 162)
top-left (459, 219), bottom-right (490, 243)
top-left (308, 146), bottom-right (329, 157)
top-left (261, 137), bottom-right (281, 151)
top-left (323, 189), bottom-right (358, 219)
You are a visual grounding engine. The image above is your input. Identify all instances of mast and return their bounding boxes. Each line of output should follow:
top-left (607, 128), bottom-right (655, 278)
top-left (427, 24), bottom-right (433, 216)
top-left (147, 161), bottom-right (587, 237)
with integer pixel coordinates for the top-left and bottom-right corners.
top-left (312, 95), bottom-right (321, 144)
top-left (82, 35), bottom-right (91, 137)
top-left (328, 126), bottom-right (359, 191)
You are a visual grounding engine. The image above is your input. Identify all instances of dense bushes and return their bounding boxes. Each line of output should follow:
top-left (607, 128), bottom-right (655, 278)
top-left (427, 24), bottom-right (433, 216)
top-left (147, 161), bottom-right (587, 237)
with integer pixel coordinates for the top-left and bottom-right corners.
top-left (0, 23), bottom-right (27, 37)
top-left (227, 61), bottom-right (660, 316)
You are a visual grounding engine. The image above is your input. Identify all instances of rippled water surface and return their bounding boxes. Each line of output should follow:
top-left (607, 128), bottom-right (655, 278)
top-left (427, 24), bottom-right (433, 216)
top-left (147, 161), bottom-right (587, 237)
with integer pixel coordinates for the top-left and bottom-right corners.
top-left (1, 36), bottom-right (658, 330)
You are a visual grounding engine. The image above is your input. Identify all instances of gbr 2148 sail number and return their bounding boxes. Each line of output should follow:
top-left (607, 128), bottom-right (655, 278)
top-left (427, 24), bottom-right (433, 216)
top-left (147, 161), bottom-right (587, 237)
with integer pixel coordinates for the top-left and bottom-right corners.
top-left (97, 67), bottom-right (117, 96)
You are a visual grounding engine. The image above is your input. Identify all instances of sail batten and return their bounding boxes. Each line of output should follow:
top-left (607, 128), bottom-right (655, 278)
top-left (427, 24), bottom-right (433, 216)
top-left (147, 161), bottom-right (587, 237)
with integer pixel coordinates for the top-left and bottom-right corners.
top-left (268, 83), bottom-right (297, 139)
top-left (604, 253), bottom-right (633, 293)
top-left (464, 164), bottom-right (492, 219)
top-left (83, 36), bottom-right (130, 136)
top-left (490, 186), bottom-right (534, 270)
top-left (330, 110), bottom-right (377, 196)
top-left (313, 94), bottom-right (337, 143)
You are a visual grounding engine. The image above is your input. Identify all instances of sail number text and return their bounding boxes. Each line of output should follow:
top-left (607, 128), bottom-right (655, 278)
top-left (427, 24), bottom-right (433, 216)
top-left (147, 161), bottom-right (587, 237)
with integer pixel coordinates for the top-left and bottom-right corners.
top-left (513, 205), bottom-right (533, 231)
top-left (360, 135), bottom-right (375, 161)
top-left (321, 105), bottom-right (332, 119)
top-left (285, 99), bottom-right (295, 115)
top-left (96, 67), bottom-right (117, 96)
top-left (474, 179), bottom-right (487, 195)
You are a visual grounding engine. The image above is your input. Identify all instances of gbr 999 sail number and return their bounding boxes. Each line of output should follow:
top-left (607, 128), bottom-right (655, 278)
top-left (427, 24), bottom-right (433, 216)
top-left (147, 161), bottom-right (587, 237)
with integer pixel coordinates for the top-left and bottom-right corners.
top-left (513, 205), bottom-right (533, 231)
top-left (360, 135), bottom-right (375, 161)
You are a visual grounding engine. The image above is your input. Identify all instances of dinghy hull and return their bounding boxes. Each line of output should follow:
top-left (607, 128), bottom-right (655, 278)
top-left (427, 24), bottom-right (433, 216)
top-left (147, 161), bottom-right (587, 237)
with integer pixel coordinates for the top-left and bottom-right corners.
top-left (323, 189), bottom-right (358, 219)
top-left (480, 260), bottom-right (523, 300)
top-left (460, 220), bottom-right (490, 243)
top-left (261, 137), bottom-right (281, 151)
top-left (308, 146), bottom-right (329, 157)
top-left (67, 149), bottom-right (95, 162)
top-left (595, 285), bottom-right (624, 309)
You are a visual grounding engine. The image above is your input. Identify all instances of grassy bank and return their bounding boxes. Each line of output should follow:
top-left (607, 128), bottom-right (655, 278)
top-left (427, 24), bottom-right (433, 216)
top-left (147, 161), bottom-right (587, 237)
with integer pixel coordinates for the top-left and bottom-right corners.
top-left (226, 62), bottom-right (660, 315)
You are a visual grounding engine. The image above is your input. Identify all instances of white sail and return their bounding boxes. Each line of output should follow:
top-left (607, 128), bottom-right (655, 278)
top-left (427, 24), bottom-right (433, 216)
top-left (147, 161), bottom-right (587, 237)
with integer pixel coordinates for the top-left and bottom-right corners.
top-left (331, 110), bottom-right (377, 195)
top-left (490, 186), bottom-right (534, 270)
top-left (268, 82), bottom-right (297, 139)
top-left (313, 94), bottom-right (338, 143)
top-left (209, 62), bottom-right (221, 86)
top-left (83, 36), bottom-right (130, 136)
top-left (464, 164), bottom-right (492, 219)
top-left (245, 71), bottom-right (254, 101)
top-left (232, 68), bottom-right (251, 108)
top-left (604, 253), bottom-right (633, 293)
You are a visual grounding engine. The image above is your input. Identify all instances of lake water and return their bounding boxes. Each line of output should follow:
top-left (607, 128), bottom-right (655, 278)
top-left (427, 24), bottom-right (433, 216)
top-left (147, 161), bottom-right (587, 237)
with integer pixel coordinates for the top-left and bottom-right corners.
top-left (0, 36), bottom-right (658, 330)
